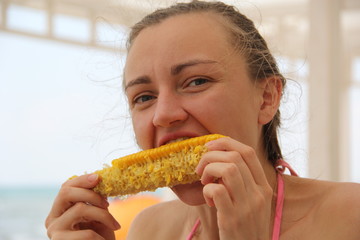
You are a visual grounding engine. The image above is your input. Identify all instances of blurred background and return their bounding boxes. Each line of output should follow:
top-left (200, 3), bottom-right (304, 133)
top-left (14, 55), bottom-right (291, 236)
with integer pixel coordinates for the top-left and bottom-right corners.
top-left (0, 0), bottom-right (359, 239)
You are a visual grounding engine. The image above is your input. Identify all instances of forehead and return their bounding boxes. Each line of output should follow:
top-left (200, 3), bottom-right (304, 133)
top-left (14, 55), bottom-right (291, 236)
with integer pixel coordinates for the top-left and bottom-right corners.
top-left (124, 13), bottom-right (234, 82)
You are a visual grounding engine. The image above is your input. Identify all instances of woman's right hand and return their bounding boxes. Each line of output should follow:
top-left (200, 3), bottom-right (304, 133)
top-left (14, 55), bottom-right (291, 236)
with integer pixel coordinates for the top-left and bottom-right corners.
top-left (45, 174), bottom-right (120, 240)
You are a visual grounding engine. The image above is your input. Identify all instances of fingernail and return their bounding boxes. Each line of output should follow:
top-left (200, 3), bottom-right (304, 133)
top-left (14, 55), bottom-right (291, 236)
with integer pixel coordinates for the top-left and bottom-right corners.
top-left (205, 141), bottom-right (214, 148)
top-left (195, 165), bottom-right (200, 174)
top-left (114, 220), bottom-right (121, 230)
top-left (87, 174), bottom-right (98, 182)
top-left (102, 199), bottom-right (109, 208)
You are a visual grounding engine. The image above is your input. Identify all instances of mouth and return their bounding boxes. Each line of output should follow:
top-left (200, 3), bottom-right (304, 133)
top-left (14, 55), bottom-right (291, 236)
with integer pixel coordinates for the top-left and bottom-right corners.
top-left (158, 132), bottom-right (200, 147)
top-left (165, 137), bottom-right (190, 145)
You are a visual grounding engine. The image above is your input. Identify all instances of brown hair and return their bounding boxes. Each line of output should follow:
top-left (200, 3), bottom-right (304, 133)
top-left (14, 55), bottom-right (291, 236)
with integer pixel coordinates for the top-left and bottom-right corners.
top-left (126, 1), bottom-right (286, 164)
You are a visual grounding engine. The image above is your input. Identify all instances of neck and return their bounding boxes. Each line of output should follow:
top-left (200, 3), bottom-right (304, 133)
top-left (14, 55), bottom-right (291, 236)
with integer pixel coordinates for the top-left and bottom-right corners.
top-left (258, 148), bottom-right (281, 237)
top-left (193, 204), bottom-right (219, 239)
top-left (257, 146), bottom-right (279, 226)
top-left (256, 138), bottom-right (278, 195)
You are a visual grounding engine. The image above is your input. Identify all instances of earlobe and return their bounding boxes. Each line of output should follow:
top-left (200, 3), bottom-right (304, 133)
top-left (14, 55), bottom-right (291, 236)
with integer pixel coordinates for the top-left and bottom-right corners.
top-left (258, 76), bottom-right (282, 125)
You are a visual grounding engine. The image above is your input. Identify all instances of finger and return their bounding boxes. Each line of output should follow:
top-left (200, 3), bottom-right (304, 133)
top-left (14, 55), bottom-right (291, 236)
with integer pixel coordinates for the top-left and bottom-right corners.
top-left (201, 161), bottom-right (247, 202)
top-left (196, 150), bottom-right (243, 176)
top-left (205, 137), bottom-right (268, 186)
top-left (49, 202), bottom-right (120, 232)
top-left (49, 187), bottom-right (109, 219)
top-left (64, 173), bottom-right (100, 189)
top-left (203, 183), bottom-right (233, 215)
top-left (47, 174), bottom-right (108, 220)
top-left (198, 150), bottom-right (257, 193)
top-left (50, 230), bottom-right (105, 240)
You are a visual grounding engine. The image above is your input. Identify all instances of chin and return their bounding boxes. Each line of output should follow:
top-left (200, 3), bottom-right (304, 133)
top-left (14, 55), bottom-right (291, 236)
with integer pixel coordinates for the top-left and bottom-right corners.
top-left (171, 181), bottom-right (206, 206)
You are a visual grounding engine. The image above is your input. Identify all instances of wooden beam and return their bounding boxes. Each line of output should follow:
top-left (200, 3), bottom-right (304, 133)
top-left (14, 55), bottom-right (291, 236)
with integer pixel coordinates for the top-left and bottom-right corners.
top-left (0, 27), bottom-right (125, 53)
top-left (46, 0), bottom-right (53, 37)
top-left (1, 0), bottom-right (8, 29)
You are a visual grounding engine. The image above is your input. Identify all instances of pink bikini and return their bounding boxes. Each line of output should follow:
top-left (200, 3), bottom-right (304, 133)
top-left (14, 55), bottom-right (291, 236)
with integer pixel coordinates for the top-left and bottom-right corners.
top-left (186, 159), bottom-right (298, 240)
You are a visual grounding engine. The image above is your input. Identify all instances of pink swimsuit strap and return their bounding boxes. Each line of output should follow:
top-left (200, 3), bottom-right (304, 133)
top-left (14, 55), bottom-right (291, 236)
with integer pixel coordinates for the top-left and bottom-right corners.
top-left (186, 159), bottom-right (298, 240)
top-left (186, 218), bottom-right (201, 240)
top-left (272, 159), bottom-right (298, 240)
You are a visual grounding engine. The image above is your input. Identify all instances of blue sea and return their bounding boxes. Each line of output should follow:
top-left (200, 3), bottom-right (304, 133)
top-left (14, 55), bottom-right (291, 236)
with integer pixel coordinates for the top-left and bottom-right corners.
top-left (0, 186), bottom-right (59, 240)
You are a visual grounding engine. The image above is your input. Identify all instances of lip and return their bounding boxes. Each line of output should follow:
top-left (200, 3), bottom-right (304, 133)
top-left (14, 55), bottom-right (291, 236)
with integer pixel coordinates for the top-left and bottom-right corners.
top-left (158, 132), bottom-right (201, 147)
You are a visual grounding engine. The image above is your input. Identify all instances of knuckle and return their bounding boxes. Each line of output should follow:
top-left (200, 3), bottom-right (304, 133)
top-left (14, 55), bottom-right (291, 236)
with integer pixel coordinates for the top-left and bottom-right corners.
top-left (223, 163), bottom-right (238, 176)
top-left (212, 184), bottom-right (226, 197)
top-left (243, 146), bottom-right (256, 159)
top-left (46, 227), bottom-right (51, 239)
top-left (255, 194), bottom-right (266, 207)
top-left (203, 183), bottom-right (226, 198)
top-left (222, 136), bottom-right (232, 145)
top-left (252, 192), bottom-right (269, 210)
top-left (45, 215), bottom-right (52, 229)
top-left (50, 232), bottom-right (60, 240)
top-left (59, 186), bottom-right (71, 199)
top-left (73, 202), bottom-right (87, 214)
top-left (61, 179), bottom-right (72, 188)
top-left (202, 183), bottom-right (212, 193)
top-left (46, 222), bottom-right (56, 239)
top-left (263, 185), bottom-right (273, 198)
top-left (228, 151), bottom-right (241, 161)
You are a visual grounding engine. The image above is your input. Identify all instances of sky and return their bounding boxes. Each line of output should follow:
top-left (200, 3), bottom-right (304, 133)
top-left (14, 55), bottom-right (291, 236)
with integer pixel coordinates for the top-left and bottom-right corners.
top-left (0, 32), bottom-right (140, 186)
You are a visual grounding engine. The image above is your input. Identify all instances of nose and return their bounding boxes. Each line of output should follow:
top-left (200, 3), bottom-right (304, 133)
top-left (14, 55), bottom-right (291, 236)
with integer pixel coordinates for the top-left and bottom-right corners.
top-left (152, 93), bottom-right (188, 128)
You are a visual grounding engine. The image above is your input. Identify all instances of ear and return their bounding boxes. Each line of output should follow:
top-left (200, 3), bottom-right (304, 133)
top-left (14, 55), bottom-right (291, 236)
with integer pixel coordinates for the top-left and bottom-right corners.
top-left (257, 76), bottom-right (283, 125)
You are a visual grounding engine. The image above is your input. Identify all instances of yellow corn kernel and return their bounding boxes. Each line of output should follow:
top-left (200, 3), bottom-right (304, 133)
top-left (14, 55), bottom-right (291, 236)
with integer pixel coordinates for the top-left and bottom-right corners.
top-left (92, 134), bottom-right (225, 197)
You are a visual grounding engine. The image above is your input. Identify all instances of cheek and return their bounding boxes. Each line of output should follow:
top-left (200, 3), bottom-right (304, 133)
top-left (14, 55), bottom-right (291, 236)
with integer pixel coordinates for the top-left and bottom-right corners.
top-left (187, 91), bottom-right (258, 142)
top-left (186, 93), bottom-right (233, 129)
top-left (131, 112), bottom-right (154, 150)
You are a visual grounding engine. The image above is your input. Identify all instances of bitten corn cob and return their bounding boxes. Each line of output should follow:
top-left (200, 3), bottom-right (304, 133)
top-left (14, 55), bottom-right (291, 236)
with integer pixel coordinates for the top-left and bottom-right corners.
top-left (93, 134), bottom-right (225, 197)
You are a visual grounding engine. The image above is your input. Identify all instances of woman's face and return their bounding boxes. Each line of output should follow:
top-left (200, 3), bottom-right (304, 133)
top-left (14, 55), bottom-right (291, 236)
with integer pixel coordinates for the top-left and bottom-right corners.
top-left (124, 13), bottom-right (264, 204)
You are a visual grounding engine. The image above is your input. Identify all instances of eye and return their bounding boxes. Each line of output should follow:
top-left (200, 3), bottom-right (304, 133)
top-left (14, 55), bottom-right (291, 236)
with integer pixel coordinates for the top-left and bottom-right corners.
top-left (134, 94), bottom-right (155, 104)
top-left (188, 78), bottom-right (209, 87)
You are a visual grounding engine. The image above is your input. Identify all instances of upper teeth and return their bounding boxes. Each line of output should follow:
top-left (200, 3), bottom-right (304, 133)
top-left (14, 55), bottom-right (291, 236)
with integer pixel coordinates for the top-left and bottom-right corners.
top-left (167, 137), bottom-right (189, 144)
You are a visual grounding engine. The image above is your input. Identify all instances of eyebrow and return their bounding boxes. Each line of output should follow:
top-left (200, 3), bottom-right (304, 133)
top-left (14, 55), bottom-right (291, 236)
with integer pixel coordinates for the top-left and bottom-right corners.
top-left (124, 76), bottom-right (151, 91)
top-left (171, 59), bottom-right (218, 75)
top-left (124, 59), bottom-right (218, 91)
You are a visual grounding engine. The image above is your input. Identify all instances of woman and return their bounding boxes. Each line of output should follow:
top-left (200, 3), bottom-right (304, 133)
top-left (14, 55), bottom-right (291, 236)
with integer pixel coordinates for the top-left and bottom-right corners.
top-left (45, 1), bottom-right (360, 239)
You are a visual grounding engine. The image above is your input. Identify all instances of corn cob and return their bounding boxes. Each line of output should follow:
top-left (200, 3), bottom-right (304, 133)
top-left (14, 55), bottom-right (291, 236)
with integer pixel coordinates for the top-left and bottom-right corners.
top-left (93, 134), bottom-right (225, 197)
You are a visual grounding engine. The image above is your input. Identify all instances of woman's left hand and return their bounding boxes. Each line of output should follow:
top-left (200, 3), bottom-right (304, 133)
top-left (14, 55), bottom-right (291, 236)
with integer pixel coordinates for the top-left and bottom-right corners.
top-left (195, 137), bottom-right (274, 240)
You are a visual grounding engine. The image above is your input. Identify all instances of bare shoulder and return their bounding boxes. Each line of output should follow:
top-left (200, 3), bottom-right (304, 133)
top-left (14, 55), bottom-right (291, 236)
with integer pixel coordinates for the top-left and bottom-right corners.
top-left (314, 180), bottom-right (360, 239)
top-left (127, 199), bottom-right (189, 240)
top-left (287, 176), bottom-right (360, 208)
top-left (284, 176), bottom-right (360, 239)
top-left (321, 181), bottom-right (360, 217)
